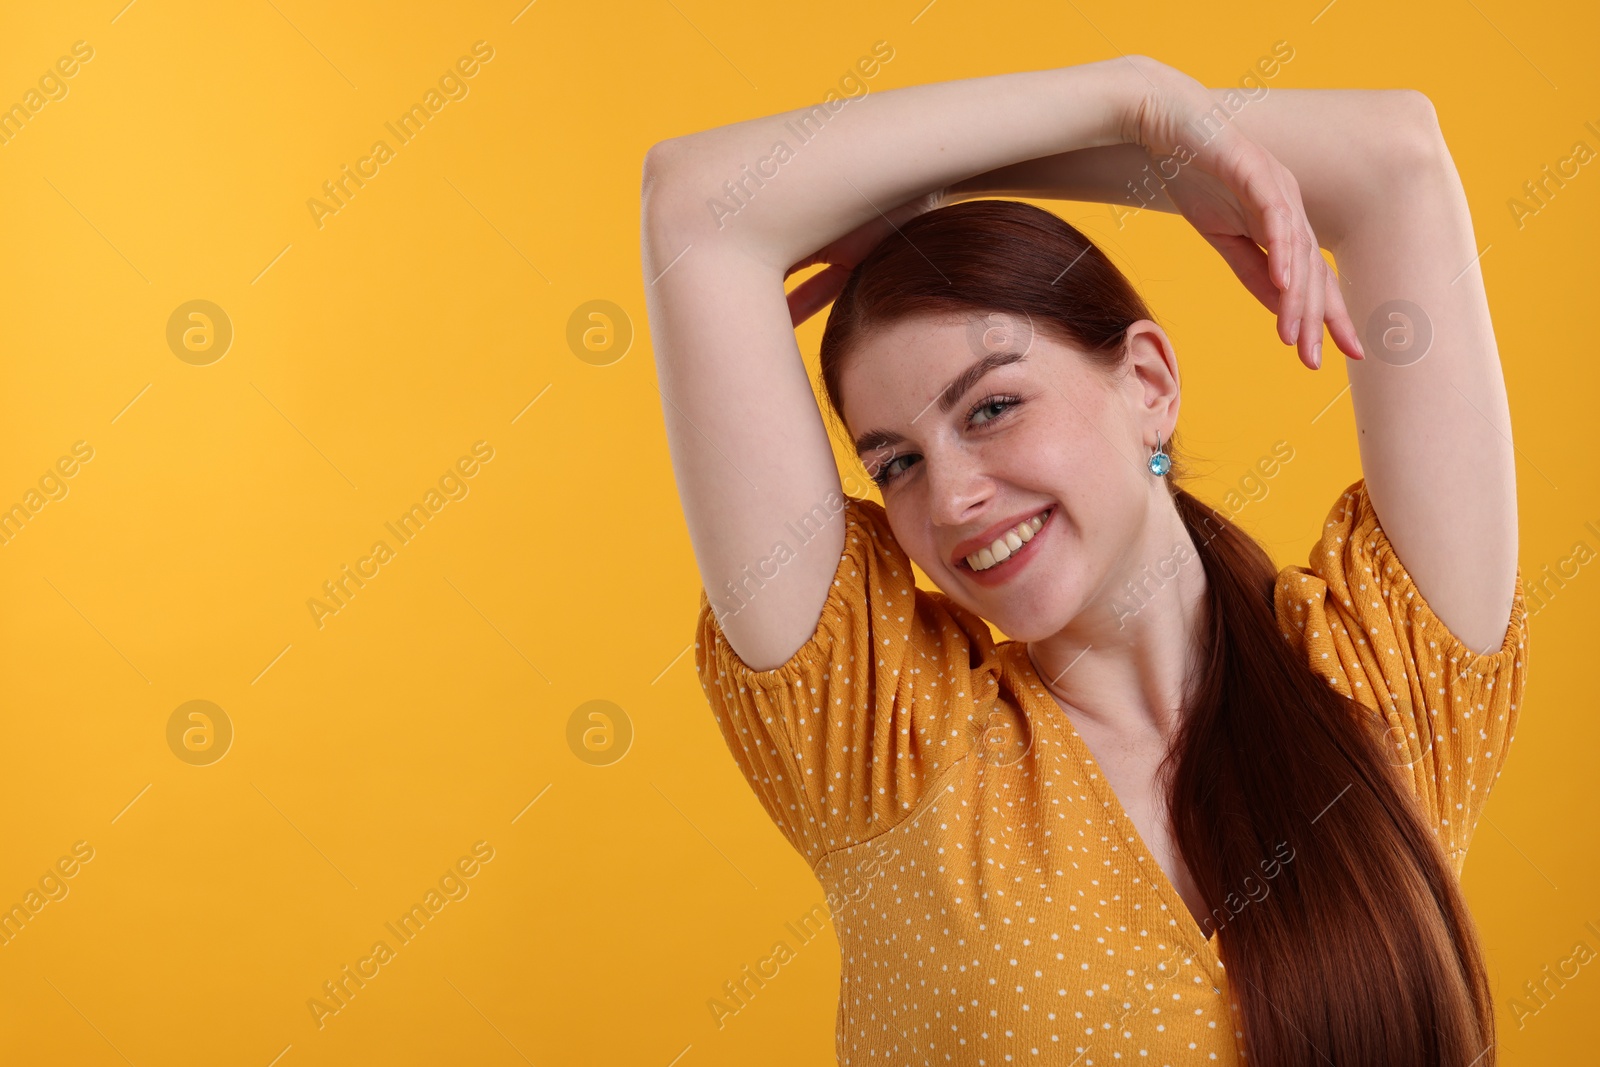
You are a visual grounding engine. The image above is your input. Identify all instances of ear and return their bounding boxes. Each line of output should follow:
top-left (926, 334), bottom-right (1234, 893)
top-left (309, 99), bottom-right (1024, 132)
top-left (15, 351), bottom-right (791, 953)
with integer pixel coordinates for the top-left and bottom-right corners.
top-left (1123, 319), bottom-right (1181, 439)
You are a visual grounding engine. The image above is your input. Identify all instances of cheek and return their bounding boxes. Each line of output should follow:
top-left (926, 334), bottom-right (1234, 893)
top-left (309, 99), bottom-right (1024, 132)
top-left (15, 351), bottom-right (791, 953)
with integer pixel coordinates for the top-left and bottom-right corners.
top-left (884, 512), bottom-right (936, 573)
top-left (1021, 435), bottom-right (1145, 555)
top-left (1044, 412), bottom-right (1143, 491)
top-left (991, 417), bottom-right (1090, 488)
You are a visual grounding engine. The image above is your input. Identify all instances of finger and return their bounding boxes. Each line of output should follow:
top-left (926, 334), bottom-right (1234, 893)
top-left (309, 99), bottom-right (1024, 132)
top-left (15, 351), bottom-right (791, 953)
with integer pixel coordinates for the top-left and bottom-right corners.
top-left (1275, 226), bottom-right (1311, 347)
top-left (1277, 167), bottom-right (1308, 297)
top-left (1323, 264), bottom-right (1366, 360)
top-left (1201, 134), bottom-right (1299, 298)
top-left (1204, 233), bottom-right (1282, 314)
top-left (1233, 144), bottom-right (1295, 292)
top-left (1257, 190), bottom-right (1296, 296)
top-left (784, 253), bottom-right (822, 282)
top-left (1270, 208), bottom-right (1293, 292)
top-left (786, 263), bottom-right (850, 328)
top-left (787, 283), bottom-right (823, 329)
top-left (1300, 245), bottom-right (1327, 369)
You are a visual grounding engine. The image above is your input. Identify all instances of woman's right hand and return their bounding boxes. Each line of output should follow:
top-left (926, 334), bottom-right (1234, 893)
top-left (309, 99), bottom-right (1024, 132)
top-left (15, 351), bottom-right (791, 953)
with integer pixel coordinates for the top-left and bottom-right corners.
top-left (1121, 56), bottom-right (1363, 369)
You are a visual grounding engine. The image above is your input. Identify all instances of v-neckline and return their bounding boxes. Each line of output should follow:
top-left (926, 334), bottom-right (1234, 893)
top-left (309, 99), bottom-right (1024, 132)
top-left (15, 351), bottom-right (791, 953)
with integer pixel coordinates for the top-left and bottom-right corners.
top-left (1007, 642), bottom-right (1223, 967)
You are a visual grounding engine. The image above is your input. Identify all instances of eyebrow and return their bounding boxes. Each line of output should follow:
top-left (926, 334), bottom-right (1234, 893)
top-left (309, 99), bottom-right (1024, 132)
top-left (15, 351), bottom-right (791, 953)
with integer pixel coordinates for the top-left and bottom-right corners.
top-left (853, 350), bottom-right (1028, 456)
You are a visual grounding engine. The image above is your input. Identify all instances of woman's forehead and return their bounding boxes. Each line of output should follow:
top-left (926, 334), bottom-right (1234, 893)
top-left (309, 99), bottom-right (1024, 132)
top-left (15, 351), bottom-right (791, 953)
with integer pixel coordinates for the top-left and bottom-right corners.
top-left (841, 313), bottom-right (1059, 417)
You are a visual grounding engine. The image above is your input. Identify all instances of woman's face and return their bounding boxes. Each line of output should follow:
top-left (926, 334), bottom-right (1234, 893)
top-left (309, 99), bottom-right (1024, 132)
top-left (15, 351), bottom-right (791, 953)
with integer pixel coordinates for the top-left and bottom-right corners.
top-left (838, 311), bottom-right (1180, 642)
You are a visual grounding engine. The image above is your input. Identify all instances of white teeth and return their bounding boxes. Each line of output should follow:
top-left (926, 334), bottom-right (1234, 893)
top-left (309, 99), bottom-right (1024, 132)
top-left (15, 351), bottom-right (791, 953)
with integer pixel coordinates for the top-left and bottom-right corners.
top-left (965, 509), bottom-right (1049, 572)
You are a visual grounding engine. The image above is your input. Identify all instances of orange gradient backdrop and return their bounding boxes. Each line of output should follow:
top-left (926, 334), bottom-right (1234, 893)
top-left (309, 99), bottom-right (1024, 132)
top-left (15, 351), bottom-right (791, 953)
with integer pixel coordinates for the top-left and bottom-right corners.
top-left (0, 1), bottom-right (1593, 1063)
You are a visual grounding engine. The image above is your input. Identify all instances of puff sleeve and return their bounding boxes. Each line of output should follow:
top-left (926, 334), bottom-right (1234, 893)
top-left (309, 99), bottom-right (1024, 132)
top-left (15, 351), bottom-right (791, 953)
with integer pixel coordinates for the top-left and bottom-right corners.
top-left (693, 496), bottom-right (991, 872)
top-left (1274, 478), bottom-right (1530, 873)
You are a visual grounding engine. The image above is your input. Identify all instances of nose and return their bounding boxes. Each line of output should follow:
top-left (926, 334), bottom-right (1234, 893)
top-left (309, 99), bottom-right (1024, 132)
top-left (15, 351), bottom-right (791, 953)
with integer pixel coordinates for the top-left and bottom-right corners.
top-left (925, 445), bottom-right (993, 528)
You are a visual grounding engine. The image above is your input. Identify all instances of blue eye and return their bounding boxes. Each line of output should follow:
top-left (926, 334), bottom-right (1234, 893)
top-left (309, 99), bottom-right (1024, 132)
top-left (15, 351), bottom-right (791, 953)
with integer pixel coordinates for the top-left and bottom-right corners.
top-left (869, 455), bottom-right (911, 487)
top-left (970, 395), bottom-right (1020, 426)
top-left (867, 394), bottom-right (1024, 488)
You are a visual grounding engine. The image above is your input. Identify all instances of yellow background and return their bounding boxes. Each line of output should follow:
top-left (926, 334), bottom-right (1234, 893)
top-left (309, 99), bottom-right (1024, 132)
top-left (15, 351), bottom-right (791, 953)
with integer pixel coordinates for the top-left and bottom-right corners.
top-left (0, 1), bottom-right (1593, 1063)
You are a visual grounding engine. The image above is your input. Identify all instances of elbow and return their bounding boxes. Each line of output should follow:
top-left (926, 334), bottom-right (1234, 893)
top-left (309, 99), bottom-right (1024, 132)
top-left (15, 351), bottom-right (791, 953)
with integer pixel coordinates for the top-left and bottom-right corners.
top-left (643, 137), bottom-right (750, 283)
top-left (1379, 89), bottom-right (1451, 178)
top-left (641, 137), bottom-right (709, 243)
top-left (641, 139), bottom-right (685, 220)
top-left (640, 137), bottom-right (732, 251)
top-left (643, 137), bottom-right (720, 235)
top-left (1395, 88), bottom-right (1441, 132)
top-left (642, 137), bottom-right (684, 191)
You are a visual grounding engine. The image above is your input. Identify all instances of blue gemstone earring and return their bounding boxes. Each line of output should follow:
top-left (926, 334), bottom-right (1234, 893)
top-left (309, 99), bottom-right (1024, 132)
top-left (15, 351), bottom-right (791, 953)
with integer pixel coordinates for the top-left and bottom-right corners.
top-left (1148, 431), bottom-right (1171, 477)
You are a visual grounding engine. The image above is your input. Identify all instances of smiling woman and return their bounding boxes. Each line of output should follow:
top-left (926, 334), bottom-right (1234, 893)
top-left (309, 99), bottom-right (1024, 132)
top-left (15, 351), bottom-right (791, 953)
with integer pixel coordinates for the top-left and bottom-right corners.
top-left (644, 53), bottom-right (1527, 1066)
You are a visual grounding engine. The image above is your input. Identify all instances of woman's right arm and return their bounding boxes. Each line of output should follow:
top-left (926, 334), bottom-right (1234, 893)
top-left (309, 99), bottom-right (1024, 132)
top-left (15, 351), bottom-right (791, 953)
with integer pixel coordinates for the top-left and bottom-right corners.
top-left (641, 58), bottom-right (1149, 671)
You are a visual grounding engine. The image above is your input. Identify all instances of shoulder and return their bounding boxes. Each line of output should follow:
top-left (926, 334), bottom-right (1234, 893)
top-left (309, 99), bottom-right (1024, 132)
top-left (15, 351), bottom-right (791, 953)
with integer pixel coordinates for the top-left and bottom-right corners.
top-left (1272, 475), bottom-right (1529, 770)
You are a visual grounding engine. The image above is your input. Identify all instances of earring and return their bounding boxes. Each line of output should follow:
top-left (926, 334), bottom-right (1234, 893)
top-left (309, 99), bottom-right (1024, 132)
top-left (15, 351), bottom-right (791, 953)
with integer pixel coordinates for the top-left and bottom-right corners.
top-left (1147, 430), bottom-right (1171, 477)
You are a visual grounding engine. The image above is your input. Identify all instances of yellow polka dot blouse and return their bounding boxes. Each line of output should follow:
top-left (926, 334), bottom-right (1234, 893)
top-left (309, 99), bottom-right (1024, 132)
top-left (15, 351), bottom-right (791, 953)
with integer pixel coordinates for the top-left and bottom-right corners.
top-left (693, 478), bottom-right (1530, 1065)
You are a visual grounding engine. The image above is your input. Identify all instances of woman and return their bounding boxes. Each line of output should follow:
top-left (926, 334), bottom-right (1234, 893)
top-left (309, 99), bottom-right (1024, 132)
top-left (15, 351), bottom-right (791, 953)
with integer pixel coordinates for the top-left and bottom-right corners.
top-left (641, 54), bottom-right (1528, 1065)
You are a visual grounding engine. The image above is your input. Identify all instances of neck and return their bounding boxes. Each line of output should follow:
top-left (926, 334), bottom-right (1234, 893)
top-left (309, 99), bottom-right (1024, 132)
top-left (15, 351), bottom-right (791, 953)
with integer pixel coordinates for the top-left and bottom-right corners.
top-left (1025, 488), bottom-right (1209, 743)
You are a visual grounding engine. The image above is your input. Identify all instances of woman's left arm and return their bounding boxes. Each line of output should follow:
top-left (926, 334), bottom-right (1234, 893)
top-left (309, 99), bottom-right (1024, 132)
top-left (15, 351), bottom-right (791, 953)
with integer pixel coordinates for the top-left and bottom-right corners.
top-left (1226, 89), bottom-right (1520, 657)
top-left (950, 85), bottom-right (1519, 656)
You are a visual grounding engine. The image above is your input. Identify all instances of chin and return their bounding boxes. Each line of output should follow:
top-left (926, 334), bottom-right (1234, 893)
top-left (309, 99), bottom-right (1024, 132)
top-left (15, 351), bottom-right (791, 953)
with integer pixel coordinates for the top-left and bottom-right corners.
top-left (967, 602), bottom-right (1052, 644)
top-left (983, 583), bottom-right (1084, 643)
top-left (993, 619), bottom-right (1057, 644)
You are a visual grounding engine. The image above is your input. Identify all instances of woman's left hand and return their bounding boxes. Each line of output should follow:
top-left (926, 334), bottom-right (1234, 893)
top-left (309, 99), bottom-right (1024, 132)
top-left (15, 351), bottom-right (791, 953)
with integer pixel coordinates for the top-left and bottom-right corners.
top-left (1162, 160), bottom-right (1362, 367)
top-left (1127, 57), bottom-right (1364, 368)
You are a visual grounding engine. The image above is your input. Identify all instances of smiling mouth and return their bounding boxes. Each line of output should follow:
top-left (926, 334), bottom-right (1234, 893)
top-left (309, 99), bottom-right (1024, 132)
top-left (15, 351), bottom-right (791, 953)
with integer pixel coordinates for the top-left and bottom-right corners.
top-left (961, 507), bottom-right (1052, 572)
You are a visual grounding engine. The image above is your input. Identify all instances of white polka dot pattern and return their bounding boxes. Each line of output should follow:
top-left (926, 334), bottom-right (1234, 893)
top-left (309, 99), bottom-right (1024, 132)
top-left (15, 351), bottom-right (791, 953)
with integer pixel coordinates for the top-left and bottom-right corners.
top-left (1272, 478), bottom-right (1530, 877)
top-left (693, 478), bottom-right (1529, 1063)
